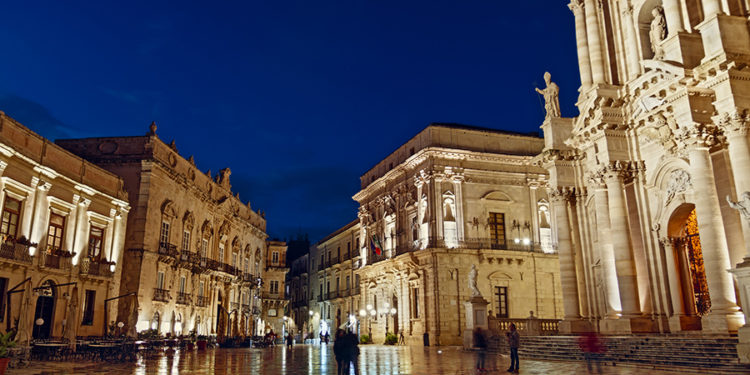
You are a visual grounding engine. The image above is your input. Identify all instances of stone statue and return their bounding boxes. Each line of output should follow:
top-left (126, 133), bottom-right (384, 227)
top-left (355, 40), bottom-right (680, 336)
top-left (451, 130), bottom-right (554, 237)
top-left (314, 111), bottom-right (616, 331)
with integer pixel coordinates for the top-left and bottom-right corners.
top-left (535, 72), bottom-right (560, 118)
top-left (650, 6), bottom-right (667, 59)
top-left (468, 264), bottom-right (481, 297)
top-left (728, 192), bottom-right (750, 226)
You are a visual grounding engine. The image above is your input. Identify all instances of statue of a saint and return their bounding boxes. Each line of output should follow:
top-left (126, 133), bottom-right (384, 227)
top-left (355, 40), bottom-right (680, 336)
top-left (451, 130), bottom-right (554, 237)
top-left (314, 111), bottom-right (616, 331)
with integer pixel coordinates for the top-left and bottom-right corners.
top-left (728, 192), bottom-right (750, 226)
top-left (535, 72), bottom-right (561, 118)
top-left (468, 264), bottom-right (481, 297)
top-left (650, 6), bottom-right (667, 59)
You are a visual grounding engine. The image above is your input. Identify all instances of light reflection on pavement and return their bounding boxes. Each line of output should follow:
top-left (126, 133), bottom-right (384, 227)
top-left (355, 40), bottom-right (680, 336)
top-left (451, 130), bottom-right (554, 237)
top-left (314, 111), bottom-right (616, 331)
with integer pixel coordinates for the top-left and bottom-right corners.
top-left (8, 344), bottom-right (730, 375)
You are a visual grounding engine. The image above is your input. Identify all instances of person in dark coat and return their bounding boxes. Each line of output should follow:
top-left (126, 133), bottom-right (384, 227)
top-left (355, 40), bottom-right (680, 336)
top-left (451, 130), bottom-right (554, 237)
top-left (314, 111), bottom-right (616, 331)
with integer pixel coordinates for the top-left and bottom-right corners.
top-left (506, 323), bottom-right (520, 373)
top-left (333, 329), bottom-right (347, 375)
top-left (342, 330), bottom-right (360, 375)
top-left (474, 327), bottom-right (487, 371)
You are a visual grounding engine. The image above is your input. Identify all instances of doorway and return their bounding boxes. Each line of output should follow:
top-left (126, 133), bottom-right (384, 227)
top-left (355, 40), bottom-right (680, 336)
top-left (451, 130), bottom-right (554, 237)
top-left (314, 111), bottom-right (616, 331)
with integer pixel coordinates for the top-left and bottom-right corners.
top-left (668, 206), bottom-right (710, 317)
top-left (32, 280), bottom-right (55, 339)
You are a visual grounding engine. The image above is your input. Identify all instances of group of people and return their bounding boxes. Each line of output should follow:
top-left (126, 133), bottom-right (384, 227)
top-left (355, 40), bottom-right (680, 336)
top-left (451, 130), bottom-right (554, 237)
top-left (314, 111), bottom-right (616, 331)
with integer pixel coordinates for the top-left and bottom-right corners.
top-left (474, 323), bottom-right (606, 374)
top-left (333, 329), bottom-right (360, 375)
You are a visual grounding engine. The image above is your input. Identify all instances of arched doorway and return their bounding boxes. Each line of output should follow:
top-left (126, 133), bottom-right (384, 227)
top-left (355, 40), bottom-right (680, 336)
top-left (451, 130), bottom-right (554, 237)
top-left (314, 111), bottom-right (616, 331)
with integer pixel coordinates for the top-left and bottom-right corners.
top-left (668, 205), bottom-right (711, 318)
top-left (33, 280), bottom-right (56, 339)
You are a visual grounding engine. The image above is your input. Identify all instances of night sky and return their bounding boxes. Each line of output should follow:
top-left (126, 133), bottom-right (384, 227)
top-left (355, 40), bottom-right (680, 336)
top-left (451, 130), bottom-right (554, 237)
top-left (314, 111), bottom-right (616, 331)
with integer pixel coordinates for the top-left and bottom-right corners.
top-left (0, 1), bottom-right (579, 244)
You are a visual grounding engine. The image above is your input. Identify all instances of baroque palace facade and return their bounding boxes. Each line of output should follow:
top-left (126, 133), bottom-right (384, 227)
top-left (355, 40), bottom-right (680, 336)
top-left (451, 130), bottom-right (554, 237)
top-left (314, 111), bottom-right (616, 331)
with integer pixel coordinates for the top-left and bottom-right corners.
top-left (538, 0), bottom-right (750, 337)
top-left (0, 112), bottom-right (130, 343)
top-left (303, 124), bottom-right (563, 346)
top-left (57, 123), bottom-right (268, 338)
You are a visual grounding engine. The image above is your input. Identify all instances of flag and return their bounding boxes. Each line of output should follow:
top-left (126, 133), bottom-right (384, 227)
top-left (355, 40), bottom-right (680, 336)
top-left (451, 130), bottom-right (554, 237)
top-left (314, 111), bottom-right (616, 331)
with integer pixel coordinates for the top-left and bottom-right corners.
top-left (370, 235), bottom-right (382, 256)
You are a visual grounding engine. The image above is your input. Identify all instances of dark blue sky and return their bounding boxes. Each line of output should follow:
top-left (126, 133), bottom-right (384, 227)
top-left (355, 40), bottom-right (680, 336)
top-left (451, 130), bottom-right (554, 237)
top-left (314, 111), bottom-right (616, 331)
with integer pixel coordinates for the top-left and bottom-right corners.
top-left (0, 1), bottom-right (579, 243)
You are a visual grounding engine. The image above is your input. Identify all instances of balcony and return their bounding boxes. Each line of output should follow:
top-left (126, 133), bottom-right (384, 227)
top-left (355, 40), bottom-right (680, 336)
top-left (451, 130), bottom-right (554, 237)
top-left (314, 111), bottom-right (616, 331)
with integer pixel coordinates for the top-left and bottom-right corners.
top-left (0, 241), bottom-right (32, 264)
top-left (326, 290), bottom-right (339, 300)
top-left (352, 286), bottom-right (360, 295)
top-left (80, 258), bottom-right (114, 278)
top-left (221, 263), bottom-right (241, 277)
top-left (317, 295), bottom-right (323, 302)
top-left (195, 295), bottom-right (209, 307)
top-left (157, 242), bottom-right (178, 263)
top-left (42, 250), bottom-right (73, 271)
top-left (153, 288), bottom-right (171, 302)
top-left (205, 259), bottom-right (222, 272)
top-left (176, 292), bottom-right (192, 305)
top-left (340, 288), bottom-right (350, 298)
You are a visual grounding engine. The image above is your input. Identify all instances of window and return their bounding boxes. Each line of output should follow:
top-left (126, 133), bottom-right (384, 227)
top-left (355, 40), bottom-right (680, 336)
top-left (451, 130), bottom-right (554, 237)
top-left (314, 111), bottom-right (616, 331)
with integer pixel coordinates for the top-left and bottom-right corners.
top-left (346, 242), bottom-right (350, 258)
top-left (488, 213), bottom-right (506, 248)
top-left (1, 197), bottom-right (21, 238)
top-left (82, 290), bottom-right (96, 326)
top-left (201, 239), bottom-right (208, 258)
top-left (0, 277), bottom-right (7, 322)
top-left (232, 253), bottom-right (238, 268)
top-left (270, 280), bottom-right (279, 294)
top-left (319, 284), bottom-right (323, 299)
top-left (336, 247), bottom-right (340, 260)
top-left (199, 281), bottom-right (205, 297)
top-left (244, 257), bottom-right (249, 274)
top-left (272, 251), bottom-right (279, 264)
top-left (411, 288), bottom-right (420, 318)
top-left (355, 274), bottom-right (360, 292)
top-left (345, 276), bottom-right (350, 290)
top-left (179, 276), bottom-right (186, 294)
top-left (218, 243), bottom-right (225, 263)
top-left (46, 213), bottom-right (65, 251)
top-left (355, 238), bottom-right (359, 250)
top-left (159, 221), bottom-right (170, 244)
top-left (181, 231), bottom-right (191, 252)
top-left (335, 277), bottom-right (339, 292)
top-left (268, 308), bottom-right (277, 317)
top-left (88, 226), bottom-right (104, 259)
top-left (157, 271), bottom-right (165, 289)
top-left (495, 286), bottom-right (508, 318)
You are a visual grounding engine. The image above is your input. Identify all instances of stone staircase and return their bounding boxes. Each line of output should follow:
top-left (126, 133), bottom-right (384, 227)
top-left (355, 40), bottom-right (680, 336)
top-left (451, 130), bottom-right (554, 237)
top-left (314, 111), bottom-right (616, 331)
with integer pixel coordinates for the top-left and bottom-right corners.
top-left (488, 335), bottom-right (750, 373)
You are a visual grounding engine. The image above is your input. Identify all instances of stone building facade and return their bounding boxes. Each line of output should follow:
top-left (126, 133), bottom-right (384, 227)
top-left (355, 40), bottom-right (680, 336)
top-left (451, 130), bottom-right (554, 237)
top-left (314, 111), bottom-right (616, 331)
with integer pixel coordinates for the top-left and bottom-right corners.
top-left (286, 253), bottom-right (309, 339)
top-left (352, 124), bottom-right (562, 346)
top-left (309, 220), bottom-right (362, 340)
top-left (57, 123), bottom-right (266, 338)
top-left (258, 240), bottom-right (289, 336)
top-left (539, 0), bottom-right (750, 335)
top-left (0, 112), bottom-right (130, 343)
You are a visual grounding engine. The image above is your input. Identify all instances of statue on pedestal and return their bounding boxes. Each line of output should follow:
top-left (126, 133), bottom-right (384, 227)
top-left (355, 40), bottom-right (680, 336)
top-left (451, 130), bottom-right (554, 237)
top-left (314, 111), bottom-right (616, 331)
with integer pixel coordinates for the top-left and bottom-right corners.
top-left (468, 264), bottom-right (481, 297)
top-left (650, 6), bottom-right (667, 59)
top-left (535, 72), bottom-right (560, 118)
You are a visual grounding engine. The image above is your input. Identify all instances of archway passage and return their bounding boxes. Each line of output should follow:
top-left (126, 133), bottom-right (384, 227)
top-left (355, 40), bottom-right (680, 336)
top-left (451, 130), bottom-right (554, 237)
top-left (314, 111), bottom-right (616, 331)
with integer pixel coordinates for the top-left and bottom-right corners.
top-left (32, 280), bottom-right (56, 339)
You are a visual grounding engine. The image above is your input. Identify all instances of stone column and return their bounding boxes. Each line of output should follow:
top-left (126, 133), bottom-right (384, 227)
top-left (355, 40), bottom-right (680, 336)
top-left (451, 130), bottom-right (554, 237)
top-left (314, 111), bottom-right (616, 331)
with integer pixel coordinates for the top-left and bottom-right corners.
top-left (20, 177), bottom-right (39, 240)
top-left (550, 187), bottom-right (581, 320)
top-left (604, 163), bottom-right (641, 318)
top-left (663, 0), bottom-right (684, 35)
top-left (590, 182), bottom-right (621, 318)
top-left (720, 112), bottom-right (750, 255)
top-left (529, 182), bottom-right (540, 245)
top-left (684, 127), bottom-right (743, 332)
top-left (30, 180), bottom-right (52, 246)
top-left (583, 0), bottom-right (605, 84)
top-left (660, 238), bottom-right (685, 331)
top-left (451, 173), bottom-right (465, 241)
top-left (569, 0), bottom-right (593, 89)
top-left (619, 3), bottom-right (641, 80)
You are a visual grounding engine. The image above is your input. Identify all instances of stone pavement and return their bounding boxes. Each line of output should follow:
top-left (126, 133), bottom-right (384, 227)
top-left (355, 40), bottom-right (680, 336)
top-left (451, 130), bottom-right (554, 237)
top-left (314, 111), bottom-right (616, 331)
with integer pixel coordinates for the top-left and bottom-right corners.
top-left (6, 344), bottom-right (734, 375)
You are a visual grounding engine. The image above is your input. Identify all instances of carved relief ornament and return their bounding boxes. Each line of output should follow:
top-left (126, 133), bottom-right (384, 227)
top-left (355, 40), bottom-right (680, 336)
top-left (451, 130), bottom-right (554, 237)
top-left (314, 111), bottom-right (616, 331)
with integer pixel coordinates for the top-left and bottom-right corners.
top-left (664, 169), bottom-right (692, 205)
top-left (716, 109), bottom-right (749, 137)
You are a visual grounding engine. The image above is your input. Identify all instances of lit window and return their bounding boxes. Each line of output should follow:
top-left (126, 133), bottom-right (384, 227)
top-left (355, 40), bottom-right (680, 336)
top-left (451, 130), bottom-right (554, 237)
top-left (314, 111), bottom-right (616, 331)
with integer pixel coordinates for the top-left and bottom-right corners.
top-left (46, 213), bottom-right (65, 251)
top-left (0, 197), bottom-right (21, 239)
top-left (88, 227), bottom-right (104, 260)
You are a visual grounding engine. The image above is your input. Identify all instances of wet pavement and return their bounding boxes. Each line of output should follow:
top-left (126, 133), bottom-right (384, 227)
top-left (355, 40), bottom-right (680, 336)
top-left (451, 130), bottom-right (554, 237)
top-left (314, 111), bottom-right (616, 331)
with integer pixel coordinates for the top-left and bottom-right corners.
top-left (7, 344), bottom-right (731, 375)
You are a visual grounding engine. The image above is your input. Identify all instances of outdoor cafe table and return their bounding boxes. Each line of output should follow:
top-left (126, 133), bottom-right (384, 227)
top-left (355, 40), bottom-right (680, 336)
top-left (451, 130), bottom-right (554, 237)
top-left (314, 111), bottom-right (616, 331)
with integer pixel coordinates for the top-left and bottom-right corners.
top-left (88, 343), bottom-right (121, 361)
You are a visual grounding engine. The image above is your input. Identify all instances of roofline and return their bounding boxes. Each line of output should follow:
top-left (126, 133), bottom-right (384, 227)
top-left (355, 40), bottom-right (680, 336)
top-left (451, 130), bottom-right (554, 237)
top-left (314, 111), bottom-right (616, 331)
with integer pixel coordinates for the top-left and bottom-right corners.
top-left (316, 218), bottom-right (359, 246)
top-left (360, 122), bottom-right (541, 177)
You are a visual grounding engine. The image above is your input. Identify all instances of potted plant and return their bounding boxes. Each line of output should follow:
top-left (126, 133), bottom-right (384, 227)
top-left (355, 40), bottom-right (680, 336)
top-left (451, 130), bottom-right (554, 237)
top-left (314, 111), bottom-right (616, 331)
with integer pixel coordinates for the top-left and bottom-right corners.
top-left (0, 331), bottom-right (17, 375)
top-left (196, 335), bottom-right (208, 350)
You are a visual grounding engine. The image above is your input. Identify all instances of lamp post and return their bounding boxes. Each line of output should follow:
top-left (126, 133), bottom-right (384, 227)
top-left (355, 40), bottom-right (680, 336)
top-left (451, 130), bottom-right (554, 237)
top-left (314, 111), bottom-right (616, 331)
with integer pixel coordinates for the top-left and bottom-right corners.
top-left (367, 304), bottom-right (375, 338)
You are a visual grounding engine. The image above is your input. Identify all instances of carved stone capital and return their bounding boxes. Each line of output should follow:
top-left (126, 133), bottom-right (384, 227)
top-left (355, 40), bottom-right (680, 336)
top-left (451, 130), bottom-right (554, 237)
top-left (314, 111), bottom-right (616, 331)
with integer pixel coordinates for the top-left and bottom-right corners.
top-left (548, 186), bottom-right (575, 203)
top-left (676, 124), bottom-right (725, 150)
top-left (716, 109), bottom-right (749, 137)
top-left (659, 237), bottom-right (674, 249)
top-left (568, 0), bottom-right (584, 14)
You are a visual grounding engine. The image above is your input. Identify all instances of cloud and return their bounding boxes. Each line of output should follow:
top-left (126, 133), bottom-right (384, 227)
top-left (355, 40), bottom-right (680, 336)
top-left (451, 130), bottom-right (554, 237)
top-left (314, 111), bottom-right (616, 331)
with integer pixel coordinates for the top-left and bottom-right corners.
top-left (0, 94), bottom-right (86, 140)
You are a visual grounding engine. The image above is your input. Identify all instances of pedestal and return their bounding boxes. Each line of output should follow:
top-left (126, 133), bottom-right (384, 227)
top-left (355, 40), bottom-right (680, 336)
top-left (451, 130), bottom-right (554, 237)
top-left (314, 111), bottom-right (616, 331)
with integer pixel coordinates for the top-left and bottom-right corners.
top-left (463, 296), bottom-right (488, 350)
top-left (729, 262), bottom-right (750, 363)
top-left (558, 319), bottom-right (592, 334)
top-left (599, 317), bottom-right (658, 334)
top-left (697, 14), bottom-right (750, 61)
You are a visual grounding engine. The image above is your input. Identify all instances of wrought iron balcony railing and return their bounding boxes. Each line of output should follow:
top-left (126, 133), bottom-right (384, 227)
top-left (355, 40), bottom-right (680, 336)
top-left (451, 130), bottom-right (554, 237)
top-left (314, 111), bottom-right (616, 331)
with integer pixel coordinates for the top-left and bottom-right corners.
top-left (42, 251), bottom-right (72, 271)
top-left (157, 242), bottom-right (178, 257)
top-left (176, 292), bottom-right (192, 305)
top-left (153, 288), bottom-right (171, 302)
top-left (80, 258), bottom-right (114, 278)
top-left (0, 241), bottom-right (32, 264)
top-left (195, 295), bottom-right (209, 307)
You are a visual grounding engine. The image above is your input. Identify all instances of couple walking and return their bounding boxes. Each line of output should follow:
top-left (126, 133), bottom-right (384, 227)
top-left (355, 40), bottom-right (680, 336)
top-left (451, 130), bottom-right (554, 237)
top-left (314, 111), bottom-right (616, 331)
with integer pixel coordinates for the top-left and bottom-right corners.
top-left (473, 323), bottom-right (519, 373)
top-left (333, 329), bottom-right (360, 375)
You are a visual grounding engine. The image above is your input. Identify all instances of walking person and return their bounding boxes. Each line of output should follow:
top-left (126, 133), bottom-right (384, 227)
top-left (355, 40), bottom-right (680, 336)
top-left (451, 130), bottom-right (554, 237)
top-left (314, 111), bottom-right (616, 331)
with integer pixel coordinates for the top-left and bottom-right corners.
top-left (343, 330), bottom-right (360, 375)
top-left (579, 331), bottom-right (605, 374)
top-left (506, 323), bottom-right (520, 373)
top-left (473, 327), bottom-right (487, 372)
top-left (398, 331), bottom-right (405, 345)
top-left (286, 333), bottom-right (294, 349)
top-left (333, 329), bottom-right (348, 375)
